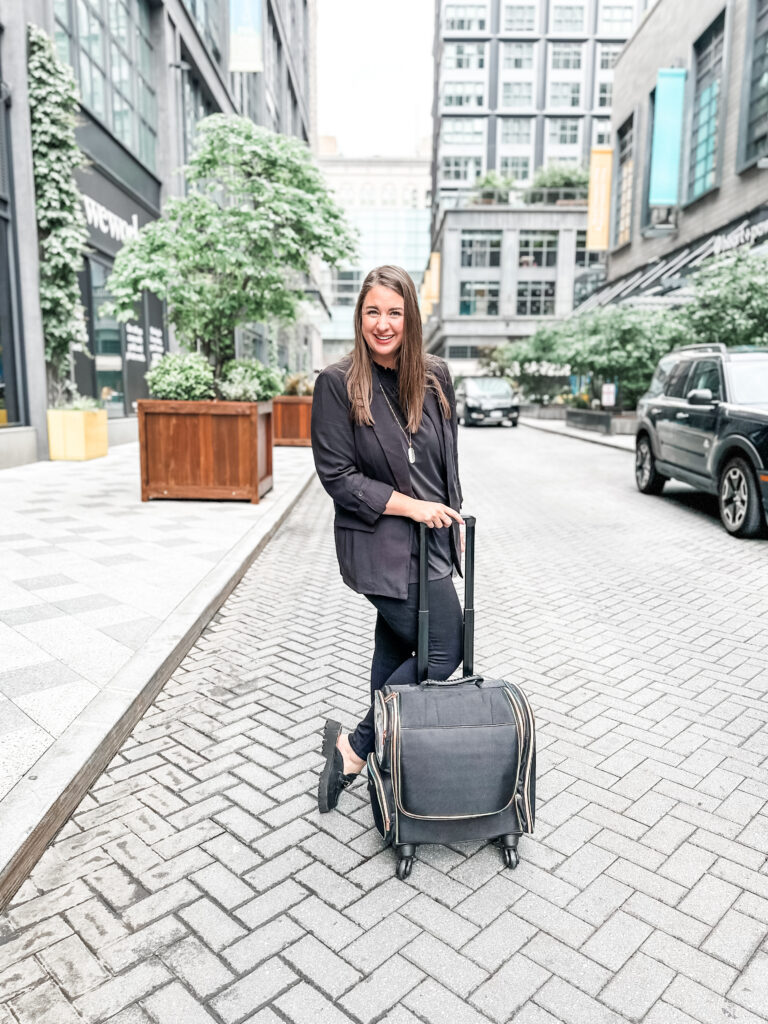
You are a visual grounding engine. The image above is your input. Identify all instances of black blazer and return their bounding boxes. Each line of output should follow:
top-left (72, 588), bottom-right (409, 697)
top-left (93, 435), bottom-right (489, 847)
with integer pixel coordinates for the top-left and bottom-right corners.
top-left (311, 355), bottom-right (463, 599)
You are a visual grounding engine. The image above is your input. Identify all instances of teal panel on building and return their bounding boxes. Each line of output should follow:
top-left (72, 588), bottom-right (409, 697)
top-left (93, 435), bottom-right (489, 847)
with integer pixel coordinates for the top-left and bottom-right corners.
top-left (648, 69), bottom-right (687, 207)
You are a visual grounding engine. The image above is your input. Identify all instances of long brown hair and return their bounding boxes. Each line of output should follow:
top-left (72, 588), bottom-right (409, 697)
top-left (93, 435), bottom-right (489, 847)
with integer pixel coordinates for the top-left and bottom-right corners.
top-left (346, 265), bottom-right (451, 431)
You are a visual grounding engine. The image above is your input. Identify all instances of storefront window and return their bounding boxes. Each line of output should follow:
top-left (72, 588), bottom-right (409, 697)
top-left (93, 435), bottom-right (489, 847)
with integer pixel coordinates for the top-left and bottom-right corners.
top-left (90, 260), bottom-right (126, 415)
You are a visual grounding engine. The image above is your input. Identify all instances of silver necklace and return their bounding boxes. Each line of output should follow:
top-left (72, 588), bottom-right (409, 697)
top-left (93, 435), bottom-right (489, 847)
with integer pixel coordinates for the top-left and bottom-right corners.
top-left (378, 382), bottom-right (416, 464)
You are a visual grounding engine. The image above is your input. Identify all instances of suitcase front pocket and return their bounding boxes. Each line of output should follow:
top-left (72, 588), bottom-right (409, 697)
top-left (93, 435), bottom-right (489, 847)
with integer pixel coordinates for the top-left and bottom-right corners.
top-left (367, 755), bottom-right (394, 844)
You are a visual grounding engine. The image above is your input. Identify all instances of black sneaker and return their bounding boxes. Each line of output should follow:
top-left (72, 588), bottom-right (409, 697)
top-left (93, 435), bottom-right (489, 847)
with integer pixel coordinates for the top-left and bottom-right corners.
top-left (318, 719), bottom-right (358, 813)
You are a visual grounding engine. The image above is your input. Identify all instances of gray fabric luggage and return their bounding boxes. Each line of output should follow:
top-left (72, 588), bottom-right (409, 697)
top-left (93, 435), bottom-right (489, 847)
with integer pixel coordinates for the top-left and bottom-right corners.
top-left (367, 516), bottom-right (536, 879)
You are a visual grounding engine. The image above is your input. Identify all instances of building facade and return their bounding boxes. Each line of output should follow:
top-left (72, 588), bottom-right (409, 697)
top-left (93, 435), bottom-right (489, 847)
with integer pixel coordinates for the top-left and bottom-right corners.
top-left (318, 144), bottom-right (431, 366)
top-left (431, 0), bottom-right (646, 221)
top-left (0, 0), bottom-right (317, 468)
top-left (423, 196), bottom-right (590, 375)
top-left (581, 0), bottom-right (768, 310)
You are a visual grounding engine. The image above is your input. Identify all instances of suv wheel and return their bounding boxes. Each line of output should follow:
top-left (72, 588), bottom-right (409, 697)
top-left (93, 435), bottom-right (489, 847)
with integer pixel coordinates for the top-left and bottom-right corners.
top-left (635, 436), bottom-right (666, 495)
top-left (719, 457), bottom-right (764, 538)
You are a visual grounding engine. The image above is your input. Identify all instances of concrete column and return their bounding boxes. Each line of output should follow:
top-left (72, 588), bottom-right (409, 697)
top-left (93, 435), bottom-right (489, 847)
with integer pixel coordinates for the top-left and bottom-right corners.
top-left (500, 228), bottom-right (518, 316)
top-left (2, 0), bottom-right (50, 459)
top-left (556, 228), bottom-right (578, 316)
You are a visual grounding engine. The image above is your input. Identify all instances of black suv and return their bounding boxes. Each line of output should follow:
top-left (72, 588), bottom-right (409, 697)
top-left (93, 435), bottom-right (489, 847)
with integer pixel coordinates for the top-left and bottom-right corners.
top-left (455, 377), bottom-right (520, 427)
top-left (635, 344), bottom-right (768, 537)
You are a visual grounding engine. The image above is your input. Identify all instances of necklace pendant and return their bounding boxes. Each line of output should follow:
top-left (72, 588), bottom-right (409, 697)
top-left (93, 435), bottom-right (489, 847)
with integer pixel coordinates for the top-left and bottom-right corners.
top-left (408, 446), bottom-right (416, 464)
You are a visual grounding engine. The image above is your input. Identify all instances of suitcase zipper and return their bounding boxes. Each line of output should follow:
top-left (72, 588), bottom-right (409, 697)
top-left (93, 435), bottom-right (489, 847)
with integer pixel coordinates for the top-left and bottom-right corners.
top-left (505, 683), bottom-right (535, 832)
top-left (391, 693), bottom-right (524, 822)
top-left (367, 755), bottom-right (392, 836)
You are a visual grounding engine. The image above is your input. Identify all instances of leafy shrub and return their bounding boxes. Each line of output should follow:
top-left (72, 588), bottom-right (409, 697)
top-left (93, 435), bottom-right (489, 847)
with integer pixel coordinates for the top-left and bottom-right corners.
top-left (531, 163), bottom-right (589, 189)
top-left (219, 359), bottom-right (284, 402)
top-left (282, 372), bottom-right (314, 396)
top-left (56, 395), bottom-right (101, 411)
top-left (145, 352), bottom-right (215, 401)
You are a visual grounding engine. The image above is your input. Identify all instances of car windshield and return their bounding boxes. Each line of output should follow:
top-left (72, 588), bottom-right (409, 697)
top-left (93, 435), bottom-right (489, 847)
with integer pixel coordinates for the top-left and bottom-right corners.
top-left (465, 379), bottom-right (513, 398)
top-left (728, 359), bottom-right (768, 407)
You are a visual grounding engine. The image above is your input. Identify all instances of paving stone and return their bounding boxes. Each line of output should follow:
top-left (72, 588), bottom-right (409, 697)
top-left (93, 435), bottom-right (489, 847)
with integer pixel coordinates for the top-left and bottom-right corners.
top-left (600, 951), bottom-right (675, 1021)
top-left (0, 957), bottom-right (46, 1001)
top-left (534, 976), bottom-right (626, 1024)
top-left (401, 932), bottom-right (487, 998)
top-left (641, 931), bottom-right (738, 995)
top-left (123, 881), bottom-right (200, 930)
top-left (159, 936), bottom-right (235, 1000)
top-left (9, 979), bottom-right (83, 1024)
top-left (664, 975), bottom-right (766, 1024)
top-left (339, 955), bottom-right (424, 1024)
top-left (727, 950), bottom-right (768, 1016)
top-left (100, 918), bottom-right (188, 972)
top-left (404, 977), bottom-right (497, 1024)
top-left (38, 934), bottom-right (109, 996)
top-left (701, 908), bottom-right (767, 969)
top-left (341, 914), bottom-right (421, 974)
top-left (178, 898), bottom-right (247, 952)
top-left (73, 960), bottom-right (171, 1023)
top-left (469, 952), bottom-right (549, 1023)
top-left (222, 917), bottom-right (303, 973)
top-left (398, 894), bottom-right (479, 950)
top-left (142, 981), bottom-right (219, 1024)
top-left (580, 909), bottom-right (653, 971)
top-left (523, 932), bottom-right (611, 997)
top-left (210, 960), bottom-right (298, 1024)
top-left (288, 896), bottom-right (362, 952)
top-left (274, 981), bottom-right (356, 1024)
top-left (281, 934), bottom-right (362, 1000)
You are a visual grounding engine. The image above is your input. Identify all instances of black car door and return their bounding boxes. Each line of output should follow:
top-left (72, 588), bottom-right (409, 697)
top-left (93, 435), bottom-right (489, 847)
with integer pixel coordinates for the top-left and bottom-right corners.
top-left (677, 357), bottom-right (723, 477)
top-left (657, 358), bottom-right (693, 465)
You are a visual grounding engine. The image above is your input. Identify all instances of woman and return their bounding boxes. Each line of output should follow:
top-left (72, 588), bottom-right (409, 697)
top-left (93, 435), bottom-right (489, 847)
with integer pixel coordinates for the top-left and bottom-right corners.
top-left (310, 265), bottom-right (465, 814)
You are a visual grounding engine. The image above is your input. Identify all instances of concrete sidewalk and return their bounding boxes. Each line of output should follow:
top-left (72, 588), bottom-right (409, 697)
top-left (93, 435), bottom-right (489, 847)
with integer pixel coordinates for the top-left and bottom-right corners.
top-left (520, 415), bottom-right (636, 452)
top-left (0, 443), bottom-right (316, 903)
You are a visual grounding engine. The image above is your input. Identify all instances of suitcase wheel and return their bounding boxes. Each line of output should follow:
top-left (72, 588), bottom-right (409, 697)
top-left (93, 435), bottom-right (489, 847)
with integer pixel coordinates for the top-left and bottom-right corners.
top-left (395, 844), bottom-right (416, 880)
top-left (498, 834), bottom-right (520, 870)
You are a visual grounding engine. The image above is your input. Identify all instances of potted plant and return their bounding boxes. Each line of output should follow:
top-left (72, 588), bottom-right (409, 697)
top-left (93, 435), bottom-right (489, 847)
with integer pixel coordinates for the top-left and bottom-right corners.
top-left (104, 113), bottom-right (356, 499)
top-left (28, 25), bottom-right (105, 460)
top-left (273, 372), bottom-right (315, 447)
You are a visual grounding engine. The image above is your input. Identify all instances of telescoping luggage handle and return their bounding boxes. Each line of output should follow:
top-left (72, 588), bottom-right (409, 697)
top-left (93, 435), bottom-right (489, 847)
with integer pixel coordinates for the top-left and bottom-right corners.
top-left (418, 515), bottom-right (477, 684)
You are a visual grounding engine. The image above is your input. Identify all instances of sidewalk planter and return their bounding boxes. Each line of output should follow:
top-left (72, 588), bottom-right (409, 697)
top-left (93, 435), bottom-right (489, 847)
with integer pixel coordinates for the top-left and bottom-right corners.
top-left (137, 399), bottom-right (273, 503)
top-left (565, 409), bottom-right (638, 436)
top-left (47, 409), bottom-right (108, 461)
top-left (273, 395), bottom-right (313, 447)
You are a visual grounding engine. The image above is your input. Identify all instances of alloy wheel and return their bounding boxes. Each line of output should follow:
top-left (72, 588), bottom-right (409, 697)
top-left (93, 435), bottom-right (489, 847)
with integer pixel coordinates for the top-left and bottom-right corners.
top-left (721, 466), bottom-right (748, 531)
top-left (636, 441), bottom-right (652, 489)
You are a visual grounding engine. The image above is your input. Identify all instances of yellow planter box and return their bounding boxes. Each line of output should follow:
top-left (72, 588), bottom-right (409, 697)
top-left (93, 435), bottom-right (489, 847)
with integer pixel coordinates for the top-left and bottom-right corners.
top-left (47, 408), bottom-right (109, 461)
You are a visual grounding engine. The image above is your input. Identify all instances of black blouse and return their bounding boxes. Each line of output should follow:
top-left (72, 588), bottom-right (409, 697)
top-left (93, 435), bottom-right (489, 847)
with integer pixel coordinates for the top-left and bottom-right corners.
top-left (373, 362), bottom-right (453, 582)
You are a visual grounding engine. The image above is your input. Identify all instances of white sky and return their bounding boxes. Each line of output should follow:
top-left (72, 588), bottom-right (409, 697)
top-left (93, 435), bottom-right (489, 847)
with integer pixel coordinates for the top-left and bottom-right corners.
top-left (315, 0), bottom-right (435, 159)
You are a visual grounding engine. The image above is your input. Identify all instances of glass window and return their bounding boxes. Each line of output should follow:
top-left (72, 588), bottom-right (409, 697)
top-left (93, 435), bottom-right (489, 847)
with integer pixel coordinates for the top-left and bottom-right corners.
top-left (517, 280), bottom-right (555, 315)
top-left (600, 4), bottom-right (633, 33)
top-left (747, 0), bottom-right (768, 162)
top-left (575, 230), bottom-right (604, 266)
top-left (552, 5), bottom-right (584, 31)
top-left (502, 81), bottom-right (533, 107)
top-left (444, 42), bottom-right (486, 69)
top-left (689, 15), bottom-right (724, 199)
top-left (183, 71), bottom-right (216, 162)
top-left (503, 42), bottom-right (534, 69)
top-left (551, 43), bottom-right (582, 68)
top-left (441, 156), bottom-right (483, 181)
top-left (728, 357), bottom-right (768, 406)
top-left (600, 43), bottom-right (622, 68)
top-left (550, 82), bottom-right (581, 107)
top-left (443, 117), bottom-right (484, 143)
top-left (593, 120), bottom-right (611, 145)
top-left (460, 281), bottom-right (500, 315)
top-left (504, 5), bottom-right (536, 31)
top-left (445, 4), bottom-right (488, 31)
top-left (687, 358), bottom-right (722, 399)
top-left (598, 82), bottom-right (613, 108)
top-left (519, 230), bottom-right (558, 267)
top-left (448, 345), bottom-right (483, 359)
top-left (461, 230), bottom-right (502, 267)
top-left (500, 155), bottom-right (531, 180)
top-left (665, 360), bottom-right (693, 398)
top-left (548, 117), bottom-right (579, 144)
top-left (500, 117), bottom-right (532, 144)
top-left (614, 115), bottom-right (634, 246)
top-left (332, 269), bottom-right (363, 306)
top-left (443, 82), bottom-right (485, 106)
top-left (647, 354), bottom-right (678, 397)
top-left (89, 259), bottom-right (125, 415)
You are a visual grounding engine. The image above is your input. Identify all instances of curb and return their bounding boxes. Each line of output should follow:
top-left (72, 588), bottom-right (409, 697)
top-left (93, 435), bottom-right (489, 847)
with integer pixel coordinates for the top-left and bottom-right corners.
top-left (0, 467), bottom-right (317, 909)
top-left (519, 417), bottom-right (636, 452)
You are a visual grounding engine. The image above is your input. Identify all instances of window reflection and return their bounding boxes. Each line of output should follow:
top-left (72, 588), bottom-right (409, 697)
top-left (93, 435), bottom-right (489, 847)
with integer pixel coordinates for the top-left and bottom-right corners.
top-left (90, 261), bottom-right (125, 415)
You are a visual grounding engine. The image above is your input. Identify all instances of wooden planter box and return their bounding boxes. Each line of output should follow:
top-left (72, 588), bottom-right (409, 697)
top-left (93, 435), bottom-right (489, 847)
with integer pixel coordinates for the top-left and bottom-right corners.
top-left (47, 409), bottom-right (108, 461)
top-left (137, 399), bottom-right (273, 503)
top-left (273, 394), bottom-right (313, 447)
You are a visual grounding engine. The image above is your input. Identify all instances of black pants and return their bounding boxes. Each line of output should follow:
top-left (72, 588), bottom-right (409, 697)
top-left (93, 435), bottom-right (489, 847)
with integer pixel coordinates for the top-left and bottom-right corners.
top-left (348, 576), bottom-right (463, 760)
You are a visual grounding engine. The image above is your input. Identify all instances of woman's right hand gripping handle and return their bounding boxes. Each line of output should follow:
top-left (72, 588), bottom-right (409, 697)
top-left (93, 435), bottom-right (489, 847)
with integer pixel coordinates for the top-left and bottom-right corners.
top-left (384, 491), bottom-right (464, 530)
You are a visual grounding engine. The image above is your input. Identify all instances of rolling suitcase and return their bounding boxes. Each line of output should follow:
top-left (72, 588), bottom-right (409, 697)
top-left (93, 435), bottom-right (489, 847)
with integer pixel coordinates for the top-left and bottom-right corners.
top-left (367, 515), bottom-right (536, 880)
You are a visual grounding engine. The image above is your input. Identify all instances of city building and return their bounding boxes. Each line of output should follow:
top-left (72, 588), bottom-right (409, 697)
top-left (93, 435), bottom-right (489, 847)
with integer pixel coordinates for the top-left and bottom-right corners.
top-left (422, 193), bottom-right (593, 375)
top-left (318, 139), bottom-right (431, 365)
top-left (0, 0), bottom-right (319, 469)
top-left (431, 0), bottom-right (646, 220)
top-left (580, 0), bottom-right (768, 311)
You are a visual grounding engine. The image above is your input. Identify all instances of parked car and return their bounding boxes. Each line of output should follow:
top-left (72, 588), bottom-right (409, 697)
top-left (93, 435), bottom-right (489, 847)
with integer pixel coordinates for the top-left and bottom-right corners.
top-left (635, 343), bottom-right (768, 537)
top-left (456, 377), bottom-right (520, 427)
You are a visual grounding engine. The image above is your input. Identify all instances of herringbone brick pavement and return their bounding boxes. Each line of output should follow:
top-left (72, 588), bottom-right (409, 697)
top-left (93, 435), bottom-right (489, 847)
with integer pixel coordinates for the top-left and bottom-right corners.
top-left (1, 426), bottom-right (768, 1024)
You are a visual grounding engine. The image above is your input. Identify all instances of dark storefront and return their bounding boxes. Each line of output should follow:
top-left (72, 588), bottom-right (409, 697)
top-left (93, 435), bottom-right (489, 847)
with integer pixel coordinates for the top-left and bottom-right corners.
top-left (74, 162), bottom-right (166, 417)
top-left (0, 51), bottom-right (22, 430)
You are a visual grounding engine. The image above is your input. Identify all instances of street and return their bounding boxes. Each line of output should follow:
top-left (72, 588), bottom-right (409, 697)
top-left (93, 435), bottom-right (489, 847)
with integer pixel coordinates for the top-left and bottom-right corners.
top-left (1, 424), bottom-right (768, 1024)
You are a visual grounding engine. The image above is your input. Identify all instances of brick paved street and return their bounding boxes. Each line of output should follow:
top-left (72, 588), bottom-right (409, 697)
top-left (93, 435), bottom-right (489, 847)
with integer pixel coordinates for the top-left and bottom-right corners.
top-left (1, 425), bottom-right (768, 1024)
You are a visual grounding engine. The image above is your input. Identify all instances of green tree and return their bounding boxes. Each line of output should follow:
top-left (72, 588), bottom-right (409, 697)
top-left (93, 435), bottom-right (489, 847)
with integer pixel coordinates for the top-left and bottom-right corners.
top-left (530, 163), bottom-right (589, 189)
top-left (681, 250), bottom-right (768, 349)
top-left (27, 23), bottom-right (90, 405)
top-left (105, 115), bottom-right (357, 377)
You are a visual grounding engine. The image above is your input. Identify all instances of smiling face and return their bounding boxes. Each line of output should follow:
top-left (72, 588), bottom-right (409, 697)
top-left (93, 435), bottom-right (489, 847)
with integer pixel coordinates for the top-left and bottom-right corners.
top-left (360, 284), bottom-right (405, 368)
